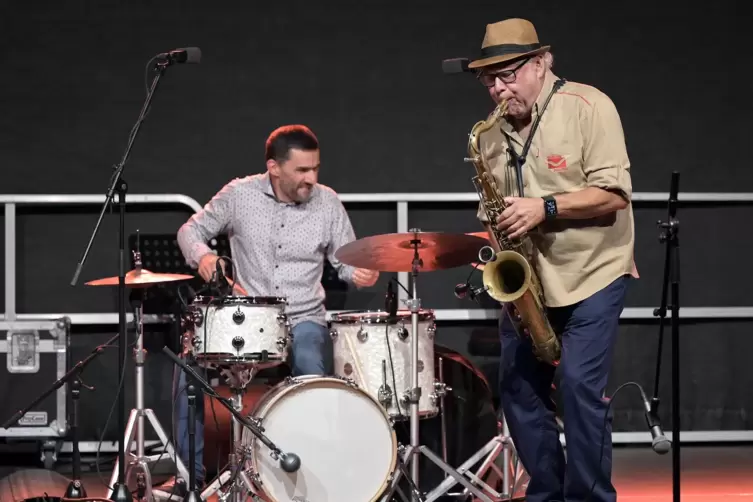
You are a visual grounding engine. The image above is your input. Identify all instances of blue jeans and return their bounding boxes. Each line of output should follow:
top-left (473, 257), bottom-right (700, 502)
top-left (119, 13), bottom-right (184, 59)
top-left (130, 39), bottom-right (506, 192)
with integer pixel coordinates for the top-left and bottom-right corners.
top-left (498, 275), bottom-right (629, 502)
top-left (172, 320), bottom-right (332, 485)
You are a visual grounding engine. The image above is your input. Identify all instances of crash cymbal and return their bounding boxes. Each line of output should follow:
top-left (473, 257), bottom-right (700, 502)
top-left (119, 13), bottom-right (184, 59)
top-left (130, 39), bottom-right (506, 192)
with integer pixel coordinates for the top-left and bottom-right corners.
top-left (85, 268), bottom-right (193, 288)
top-left (334, 231), bottom-right (489, 272)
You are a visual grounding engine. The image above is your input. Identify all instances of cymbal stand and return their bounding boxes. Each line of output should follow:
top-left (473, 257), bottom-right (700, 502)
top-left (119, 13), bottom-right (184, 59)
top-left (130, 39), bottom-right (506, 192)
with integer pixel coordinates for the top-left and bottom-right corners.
top-left (426, 420), bottom-right (527, 501)
top-left (108, 251), bottom-right (189, 500)
top-left (380, 229), bottom-right (494, 502)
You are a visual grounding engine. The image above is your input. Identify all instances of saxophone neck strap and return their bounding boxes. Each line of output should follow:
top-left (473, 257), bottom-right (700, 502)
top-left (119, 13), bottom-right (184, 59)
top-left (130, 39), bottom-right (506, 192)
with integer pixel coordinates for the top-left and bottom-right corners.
top-left (509, 78), bottom-right (566, 197)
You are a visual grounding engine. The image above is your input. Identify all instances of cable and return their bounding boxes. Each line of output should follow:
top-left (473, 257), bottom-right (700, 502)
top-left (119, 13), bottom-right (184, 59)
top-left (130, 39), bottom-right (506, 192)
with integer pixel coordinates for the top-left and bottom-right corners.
top-left (585, 381), bottom-right (647, 502)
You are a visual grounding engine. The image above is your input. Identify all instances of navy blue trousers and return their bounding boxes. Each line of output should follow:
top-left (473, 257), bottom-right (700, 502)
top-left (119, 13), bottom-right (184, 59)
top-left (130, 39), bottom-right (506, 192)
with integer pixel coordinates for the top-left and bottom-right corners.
top-left (499, 275), bottom-right (629, 502)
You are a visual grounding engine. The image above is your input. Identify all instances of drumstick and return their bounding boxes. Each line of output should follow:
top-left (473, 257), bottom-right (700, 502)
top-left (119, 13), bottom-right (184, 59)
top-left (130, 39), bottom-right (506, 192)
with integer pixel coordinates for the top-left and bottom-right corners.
top-left (227, 278), bottom-right (249, 296)
top-left (341, 326), bottom-right (368, 389)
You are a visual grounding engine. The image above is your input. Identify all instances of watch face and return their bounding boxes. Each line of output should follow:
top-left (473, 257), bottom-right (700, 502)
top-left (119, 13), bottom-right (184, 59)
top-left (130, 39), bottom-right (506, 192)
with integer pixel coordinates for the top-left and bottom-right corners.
top-left (545, 198), bottom-right (557, 217)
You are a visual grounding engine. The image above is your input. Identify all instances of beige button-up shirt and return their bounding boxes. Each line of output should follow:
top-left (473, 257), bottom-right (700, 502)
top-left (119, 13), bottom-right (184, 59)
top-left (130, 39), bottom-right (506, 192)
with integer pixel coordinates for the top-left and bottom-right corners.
top-left (477, 70), bottom-right (637, 307)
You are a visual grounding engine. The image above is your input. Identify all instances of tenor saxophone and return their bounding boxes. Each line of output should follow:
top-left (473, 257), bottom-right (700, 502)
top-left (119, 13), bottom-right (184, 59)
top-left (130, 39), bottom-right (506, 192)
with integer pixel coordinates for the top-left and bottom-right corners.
top-left (465, 99), bottom-right (561, 365)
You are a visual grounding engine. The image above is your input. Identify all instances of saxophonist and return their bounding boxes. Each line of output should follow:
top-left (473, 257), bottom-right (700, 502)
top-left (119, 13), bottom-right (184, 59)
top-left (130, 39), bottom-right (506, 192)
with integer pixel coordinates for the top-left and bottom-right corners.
top-left (466, 18), bottom-right (637, 502)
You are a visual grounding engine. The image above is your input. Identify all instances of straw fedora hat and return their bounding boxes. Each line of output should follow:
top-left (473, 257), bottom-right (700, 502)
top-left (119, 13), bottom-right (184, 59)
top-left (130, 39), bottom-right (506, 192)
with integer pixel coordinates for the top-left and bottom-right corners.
top-left (467, 18), bottom-right (550, 70)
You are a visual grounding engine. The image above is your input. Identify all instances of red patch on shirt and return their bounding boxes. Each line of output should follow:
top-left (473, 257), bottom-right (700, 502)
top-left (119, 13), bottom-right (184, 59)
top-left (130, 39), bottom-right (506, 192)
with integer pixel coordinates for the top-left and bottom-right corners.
top-left (547, 154), bottom-right (567, 172)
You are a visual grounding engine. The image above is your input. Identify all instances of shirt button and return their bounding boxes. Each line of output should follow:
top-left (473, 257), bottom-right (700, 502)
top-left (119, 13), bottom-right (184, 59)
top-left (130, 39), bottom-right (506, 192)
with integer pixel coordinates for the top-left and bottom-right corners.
top-left (275, 265), bottom-right (279, 269)
top-left (278, 245), bottom-right (282, 249)
top-left (281, 224), bottom-right (285, 228)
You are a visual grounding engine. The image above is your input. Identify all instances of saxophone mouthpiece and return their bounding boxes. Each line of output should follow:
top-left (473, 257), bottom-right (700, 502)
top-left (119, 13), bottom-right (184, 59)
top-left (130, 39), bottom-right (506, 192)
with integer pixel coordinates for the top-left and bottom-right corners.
top-left (479, 246), bottom-right (497, 263)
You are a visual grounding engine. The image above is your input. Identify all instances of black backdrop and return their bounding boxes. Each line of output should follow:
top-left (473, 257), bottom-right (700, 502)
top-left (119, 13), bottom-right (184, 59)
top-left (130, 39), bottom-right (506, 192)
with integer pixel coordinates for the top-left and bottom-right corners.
top-left (0, 0), bottom-right (751, 444)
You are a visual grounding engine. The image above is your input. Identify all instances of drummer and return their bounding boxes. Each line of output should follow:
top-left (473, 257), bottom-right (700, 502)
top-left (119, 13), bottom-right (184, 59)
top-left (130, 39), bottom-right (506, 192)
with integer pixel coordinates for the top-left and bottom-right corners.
top-left (160, 124), bottom-right (379, 496)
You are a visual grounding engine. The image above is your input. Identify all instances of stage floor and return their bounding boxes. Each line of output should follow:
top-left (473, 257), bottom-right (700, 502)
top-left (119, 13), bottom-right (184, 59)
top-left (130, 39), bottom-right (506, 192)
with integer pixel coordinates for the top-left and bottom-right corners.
top-left (1, 444), bottom-right (751, 501)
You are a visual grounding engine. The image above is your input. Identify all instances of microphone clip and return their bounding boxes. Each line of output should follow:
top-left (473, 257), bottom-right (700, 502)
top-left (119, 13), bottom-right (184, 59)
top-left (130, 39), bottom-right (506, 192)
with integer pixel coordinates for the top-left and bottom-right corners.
top-left (454, 282), bottom-right (488, 302)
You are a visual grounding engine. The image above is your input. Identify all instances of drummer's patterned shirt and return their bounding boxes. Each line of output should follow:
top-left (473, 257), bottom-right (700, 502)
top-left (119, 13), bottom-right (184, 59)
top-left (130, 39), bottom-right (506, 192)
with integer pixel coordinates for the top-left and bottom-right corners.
top-left (177, 172), bottom-right (357, 327)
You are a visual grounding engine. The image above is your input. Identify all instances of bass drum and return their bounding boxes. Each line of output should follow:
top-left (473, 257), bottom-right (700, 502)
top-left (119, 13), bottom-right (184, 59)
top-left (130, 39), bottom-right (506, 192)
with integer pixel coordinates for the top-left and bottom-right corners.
top-left (242, 376), bottom-right (398, 502)
top-left (392, 344), bottom-right (499, 499)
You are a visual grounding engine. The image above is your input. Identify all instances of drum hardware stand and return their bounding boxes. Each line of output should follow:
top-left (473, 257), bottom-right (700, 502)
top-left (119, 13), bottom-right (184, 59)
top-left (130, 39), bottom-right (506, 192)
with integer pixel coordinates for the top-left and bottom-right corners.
top-left (109, 252), bottom-right (190, 502)
top-left (161, 347), bottom-right (301, 502)
top-left (1, 331), bottom-right (121, 500)
top-left (425, 421), bottom-right (526, 502)
top-left (202, 382), bottom-right (257, 502)
top-left (70, 50), bottom-right (195, 502)
top-left (382, 229), bottom-right (495, 502)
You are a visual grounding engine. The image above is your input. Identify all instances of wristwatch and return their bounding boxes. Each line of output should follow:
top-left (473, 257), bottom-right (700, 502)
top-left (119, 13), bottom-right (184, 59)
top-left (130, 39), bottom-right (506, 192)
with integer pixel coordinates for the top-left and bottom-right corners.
top-left (542, 195), bottom-right (558, 220)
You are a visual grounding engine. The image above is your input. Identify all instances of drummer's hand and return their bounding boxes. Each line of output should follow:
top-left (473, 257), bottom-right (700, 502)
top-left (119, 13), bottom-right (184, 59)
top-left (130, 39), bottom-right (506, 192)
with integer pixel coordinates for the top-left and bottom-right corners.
top-left (198, 253), bottom-right (222, 283)
top-left (353, 268), bottom-right (379, 288)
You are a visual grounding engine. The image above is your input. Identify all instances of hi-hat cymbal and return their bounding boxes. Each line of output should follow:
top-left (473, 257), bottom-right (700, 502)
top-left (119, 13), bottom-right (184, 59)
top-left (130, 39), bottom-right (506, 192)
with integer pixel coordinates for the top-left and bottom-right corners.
top-left (85, 268), bottom-right (193, 288)
top-left (334, 231), bottom-right (489, 272)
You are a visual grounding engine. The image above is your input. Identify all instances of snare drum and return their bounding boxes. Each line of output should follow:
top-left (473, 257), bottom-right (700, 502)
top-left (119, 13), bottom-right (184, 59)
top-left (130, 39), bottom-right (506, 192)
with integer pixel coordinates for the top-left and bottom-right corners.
top-left (184, 296), bottom-right (291, 369)
top-left (241, 376), bottom-right (397, 502)
top-left (330, 309), bottom-right (438, 419)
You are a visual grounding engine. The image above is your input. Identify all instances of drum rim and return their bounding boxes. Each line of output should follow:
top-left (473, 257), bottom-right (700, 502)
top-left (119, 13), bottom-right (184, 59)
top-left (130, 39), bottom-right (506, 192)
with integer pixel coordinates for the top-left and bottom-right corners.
top-left (192, 295), bottom-right (287, 306)
top-left (244, 375), bottom-right (398, 501)
top-left (330, 308), bottom-right (435, 324)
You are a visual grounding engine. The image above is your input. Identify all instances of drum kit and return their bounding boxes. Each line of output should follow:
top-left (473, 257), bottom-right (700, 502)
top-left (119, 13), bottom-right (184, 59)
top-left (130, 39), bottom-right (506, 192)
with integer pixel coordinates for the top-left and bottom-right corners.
top-left (83, 229), bottom-right (528, 502)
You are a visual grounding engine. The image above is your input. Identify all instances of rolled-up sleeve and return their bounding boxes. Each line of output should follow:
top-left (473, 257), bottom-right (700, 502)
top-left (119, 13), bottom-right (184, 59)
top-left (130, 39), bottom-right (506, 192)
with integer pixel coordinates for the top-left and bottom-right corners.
top-left (326, 198), bottom-right (357, 283)
top-left (177, 180), bottom-right (237, 268)
top-left (581, 94), bottom-right (633, 201)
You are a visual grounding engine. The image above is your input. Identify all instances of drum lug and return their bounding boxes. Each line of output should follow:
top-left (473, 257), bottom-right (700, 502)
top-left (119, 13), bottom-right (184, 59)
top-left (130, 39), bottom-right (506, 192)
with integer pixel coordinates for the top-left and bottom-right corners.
top-left (357, 327), bottom-right (368, 342)
top-left (427, 322), bottom-right (436, 338)
top-left (191, 336), bottom-right (202, 351)
top-left (329, 329), bottom-right (338, 340)
top-left (276, 336), bottom-right (289, 352)
top-left (191, 309), bottom-right (203, 327)
top-left (284, 376), bottom-right (303, 386)
top-left (338, 375), bottom-right (359, 388)
top-left (276, 314), bottom-right (287, 325)
top-left (396, 325), bottom-right (408, 341)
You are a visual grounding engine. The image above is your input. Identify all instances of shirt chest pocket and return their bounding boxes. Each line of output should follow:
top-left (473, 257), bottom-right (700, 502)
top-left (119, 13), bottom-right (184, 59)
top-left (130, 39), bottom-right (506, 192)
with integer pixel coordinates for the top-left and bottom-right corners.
top-left (532, 137), bottom-right (586, 194)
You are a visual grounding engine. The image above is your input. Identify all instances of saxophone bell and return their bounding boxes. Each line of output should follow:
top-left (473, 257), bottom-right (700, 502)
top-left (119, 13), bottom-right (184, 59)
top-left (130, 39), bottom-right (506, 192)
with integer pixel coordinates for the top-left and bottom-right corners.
top-left (481, 249), bottom-right (533, 304)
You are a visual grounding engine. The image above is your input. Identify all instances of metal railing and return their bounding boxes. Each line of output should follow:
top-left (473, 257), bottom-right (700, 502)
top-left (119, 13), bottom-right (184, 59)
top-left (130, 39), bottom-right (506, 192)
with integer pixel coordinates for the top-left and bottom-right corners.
top-left (2, 191), bottom-right (752, 445)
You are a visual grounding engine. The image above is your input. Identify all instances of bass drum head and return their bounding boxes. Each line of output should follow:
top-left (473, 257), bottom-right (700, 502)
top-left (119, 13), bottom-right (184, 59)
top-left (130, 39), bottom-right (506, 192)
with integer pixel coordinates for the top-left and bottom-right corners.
top-left (393, 344), bottom-right (499, 499)
top-left (246, 376), bottom-right (397, 502)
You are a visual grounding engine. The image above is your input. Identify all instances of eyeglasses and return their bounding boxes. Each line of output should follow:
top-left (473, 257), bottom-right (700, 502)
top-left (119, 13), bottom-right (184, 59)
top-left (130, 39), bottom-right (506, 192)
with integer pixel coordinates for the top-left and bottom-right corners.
top-left (476, 58), bottom-right (530, 87)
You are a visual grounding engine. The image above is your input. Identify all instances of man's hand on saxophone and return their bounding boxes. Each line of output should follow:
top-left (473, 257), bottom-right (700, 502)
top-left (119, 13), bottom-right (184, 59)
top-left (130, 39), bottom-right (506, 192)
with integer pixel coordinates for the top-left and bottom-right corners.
top-left (495, 196), bottom-right (546, 240)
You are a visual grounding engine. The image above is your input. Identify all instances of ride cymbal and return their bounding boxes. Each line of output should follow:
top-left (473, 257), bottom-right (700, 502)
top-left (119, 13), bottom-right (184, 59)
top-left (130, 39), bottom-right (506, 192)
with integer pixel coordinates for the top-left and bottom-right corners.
top-left (85, 268), bottom-right (193, 288)
top-left (334, 231), bottom-right (489, 272)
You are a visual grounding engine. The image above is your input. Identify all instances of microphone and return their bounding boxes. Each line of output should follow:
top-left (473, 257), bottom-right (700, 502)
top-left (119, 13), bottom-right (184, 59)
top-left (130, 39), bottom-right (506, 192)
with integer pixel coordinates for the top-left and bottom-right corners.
top-left (215, 258), bottom-right (230, 295)
top-left (644, 396), bottom-right (671, 454)
top-left (442, 57), bottom-right (471, 74)
top-left (156, 47), bottom-right (202, 65)
top-left (279, 452), bottom-right (301, 473)
top-left (385, 281), bottom-right (398, 324)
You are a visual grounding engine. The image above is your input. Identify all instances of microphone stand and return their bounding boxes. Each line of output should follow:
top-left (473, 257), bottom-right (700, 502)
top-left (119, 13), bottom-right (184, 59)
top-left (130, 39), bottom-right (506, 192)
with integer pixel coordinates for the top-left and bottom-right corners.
top-left (651, 171), bottom-right (680, 502)
top-left (69, 58), bottom-right (173, 502)
top-left (1, 332), bottom-right (120, 500)
top-left (184, 384), bottom-right (201, 502)
top-left (161, 347), bottom-right (301, 474)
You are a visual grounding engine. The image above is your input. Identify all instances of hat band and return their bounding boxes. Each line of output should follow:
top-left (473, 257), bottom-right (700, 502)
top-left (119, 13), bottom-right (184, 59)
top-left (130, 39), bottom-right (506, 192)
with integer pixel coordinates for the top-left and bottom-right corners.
top-left (479, 42), bottom-right (542, 59)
